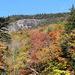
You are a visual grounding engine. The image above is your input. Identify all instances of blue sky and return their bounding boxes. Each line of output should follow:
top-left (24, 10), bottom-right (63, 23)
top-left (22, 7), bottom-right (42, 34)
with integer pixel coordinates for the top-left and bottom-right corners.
top-left (0, 0), bottom-right (75, 17)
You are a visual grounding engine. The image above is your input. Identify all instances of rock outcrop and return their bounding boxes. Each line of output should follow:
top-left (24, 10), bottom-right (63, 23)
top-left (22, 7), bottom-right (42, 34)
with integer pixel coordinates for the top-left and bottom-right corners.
top-left (8, 19), bottom-right (46, 33)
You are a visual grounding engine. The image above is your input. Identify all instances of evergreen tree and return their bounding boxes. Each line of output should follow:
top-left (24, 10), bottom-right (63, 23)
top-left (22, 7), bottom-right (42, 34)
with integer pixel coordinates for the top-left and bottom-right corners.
top-left (0, 17), bottom-right (10, 41)
top-left (65, 5), bottom-right (75, 34)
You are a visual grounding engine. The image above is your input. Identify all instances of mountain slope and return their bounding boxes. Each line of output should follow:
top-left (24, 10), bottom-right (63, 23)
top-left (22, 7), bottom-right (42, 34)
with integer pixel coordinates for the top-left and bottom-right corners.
top-left (8, 19), bottom-right (46, 33)
top-left (7, 12), bottom-right (69, 33)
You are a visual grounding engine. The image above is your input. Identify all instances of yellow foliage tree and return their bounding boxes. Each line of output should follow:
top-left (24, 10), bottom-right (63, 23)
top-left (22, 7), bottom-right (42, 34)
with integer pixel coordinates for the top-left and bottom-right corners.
top-left (0, 40), bottom-right (7, 74)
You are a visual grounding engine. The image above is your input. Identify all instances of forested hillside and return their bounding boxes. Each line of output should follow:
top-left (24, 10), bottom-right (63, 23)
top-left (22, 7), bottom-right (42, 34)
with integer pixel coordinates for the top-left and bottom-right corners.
top-left (0, 6), bottom-right (75, 75)
top-left (9, 12), bottom-right (69, 26)
top-left (7, 12), bottom-right (69, 32)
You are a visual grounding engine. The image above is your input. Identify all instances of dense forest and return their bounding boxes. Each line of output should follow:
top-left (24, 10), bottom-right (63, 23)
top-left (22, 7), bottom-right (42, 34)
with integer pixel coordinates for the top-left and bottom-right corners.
top-left (8, 12), bottom-right (69, 29)
top-left (8, 12), bottom-right (69, 22)
top-left (0, 5), bottom-right (75, 75)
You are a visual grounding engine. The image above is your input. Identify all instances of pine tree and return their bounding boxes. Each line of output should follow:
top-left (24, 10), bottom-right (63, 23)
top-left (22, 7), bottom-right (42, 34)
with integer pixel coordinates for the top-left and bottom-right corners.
top-left (65, 5), bottom-right (75, 34)
top-left (0, 17), bottom-right (10, 41)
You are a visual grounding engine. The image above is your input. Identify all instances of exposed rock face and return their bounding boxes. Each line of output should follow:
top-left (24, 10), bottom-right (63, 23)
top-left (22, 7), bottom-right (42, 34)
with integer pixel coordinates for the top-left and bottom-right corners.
top-left (8, 19), bottom-right (46, 33)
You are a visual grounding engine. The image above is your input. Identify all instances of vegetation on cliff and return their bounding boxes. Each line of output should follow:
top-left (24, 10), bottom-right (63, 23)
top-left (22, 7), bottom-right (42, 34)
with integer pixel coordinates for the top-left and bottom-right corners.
top-left (0, 5), bottom-right (75, 75)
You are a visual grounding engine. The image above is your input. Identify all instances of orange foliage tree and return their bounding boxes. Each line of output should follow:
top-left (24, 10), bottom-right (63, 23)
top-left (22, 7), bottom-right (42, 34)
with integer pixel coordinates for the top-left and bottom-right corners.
top-left (0, 41), bottom-right (7, 74)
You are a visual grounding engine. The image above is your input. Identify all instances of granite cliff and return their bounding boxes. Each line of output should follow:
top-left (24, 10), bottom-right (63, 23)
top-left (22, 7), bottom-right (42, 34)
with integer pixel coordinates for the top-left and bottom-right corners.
top-left (8, 19), bottom-right (46, 33)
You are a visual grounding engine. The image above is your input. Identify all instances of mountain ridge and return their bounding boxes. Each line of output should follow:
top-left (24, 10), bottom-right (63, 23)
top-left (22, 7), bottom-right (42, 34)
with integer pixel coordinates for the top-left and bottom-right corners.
top-left (7, 12), bottom-right (69, 33)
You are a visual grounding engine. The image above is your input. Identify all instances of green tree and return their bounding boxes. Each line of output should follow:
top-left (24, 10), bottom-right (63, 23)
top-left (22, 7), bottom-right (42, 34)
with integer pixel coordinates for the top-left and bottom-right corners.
top-left (0, 17), bottom-right (10, 41)
top-left (65, 5), bottom-right (75, 34)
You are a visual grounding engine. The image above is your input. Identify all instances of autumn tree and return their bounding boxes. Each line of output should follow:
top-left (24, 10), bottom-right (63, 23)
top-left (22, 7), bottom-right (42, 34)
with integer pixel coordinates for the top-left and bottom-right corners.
top-left (0, 41), bottom-right (7, 74)
top-left (68, 29), bottom-right (75, 74)
top-left (0, 17), bottom-right (10, 74)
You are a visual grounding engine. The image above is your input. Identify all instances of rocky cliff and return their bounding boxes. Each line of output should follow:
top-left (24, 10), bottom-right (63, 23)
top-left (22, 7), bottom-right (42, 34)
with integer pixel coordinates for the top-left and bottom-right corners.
top-left (8, 19), bottom-right (46, 33)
